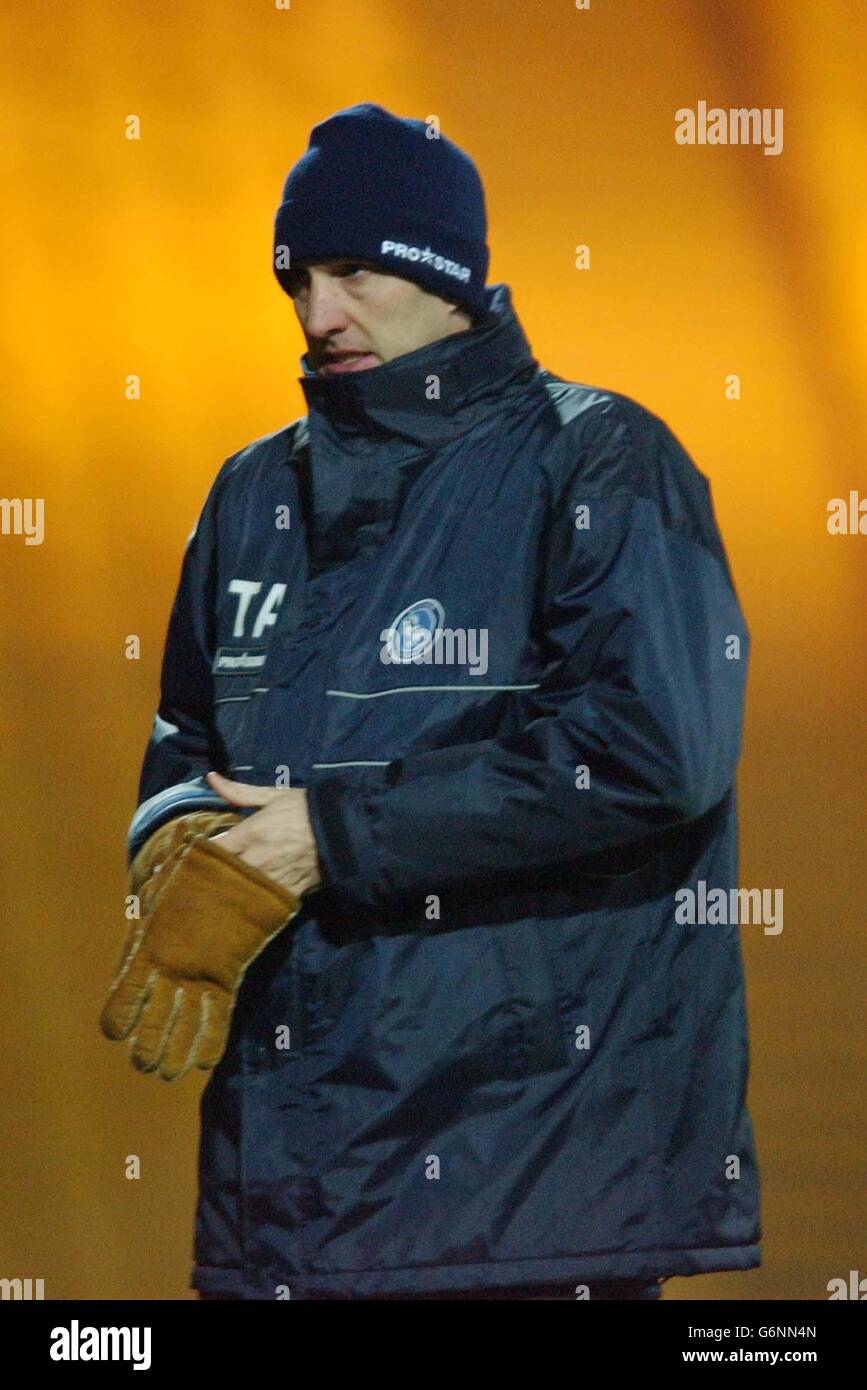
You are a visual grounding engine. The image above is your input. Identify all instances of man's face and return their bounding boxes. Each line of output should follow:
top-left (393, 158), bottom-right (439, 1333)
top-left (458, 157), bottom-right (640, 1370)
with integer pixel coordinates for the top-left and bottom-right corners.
top-left (283, 258), bottom-right (474, 376)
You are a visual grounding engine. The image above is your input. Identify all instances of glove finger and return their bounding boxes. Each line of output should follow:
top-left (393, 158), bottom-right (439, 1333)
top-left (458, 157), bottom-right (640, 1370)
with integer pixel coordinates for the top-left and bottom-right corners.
top-left (99, 937), bottom-right (153, 1040)
top-left (158, 987), bottom-right (207, 1081)
top-left (194, 989), bottom-right (232, 1071)
top-left (138, 858), bottom-right (181, 919)
top-left (129, 974), bottom-right (181, 1072)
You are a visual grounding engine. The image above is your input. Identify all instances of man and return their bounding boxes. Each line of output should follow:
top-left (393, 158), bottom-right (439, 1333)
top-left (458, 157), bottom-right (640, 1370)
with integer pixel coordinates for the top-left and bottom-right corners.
top-left (101, 102), bottom-right (761, 1300)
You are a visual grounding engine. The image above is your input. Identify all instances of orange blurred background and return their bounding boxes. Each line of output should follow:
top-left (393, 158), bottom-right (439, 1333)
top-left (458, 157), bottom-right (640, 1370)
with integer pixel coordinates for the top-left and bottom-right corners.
top-left (0, 0), bottom-right (864, 1300)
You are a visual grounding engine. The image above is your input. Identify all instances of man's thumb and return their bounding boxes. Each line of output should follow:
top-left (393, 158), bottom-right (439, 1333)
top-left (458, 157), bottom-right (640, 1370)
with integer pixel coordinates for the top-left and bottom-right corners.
top-left (205, 771), bottom-right (278, 806)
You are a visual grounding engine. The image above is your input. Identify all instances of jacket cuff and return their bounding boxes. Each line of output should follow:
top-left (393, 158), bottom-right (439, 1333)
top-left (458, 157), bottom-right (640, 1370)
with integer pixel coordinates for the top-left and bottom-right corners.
top-left (306, 770), bottom-right (393, 908)
top-left (127, 779), bottom-right (232, 863)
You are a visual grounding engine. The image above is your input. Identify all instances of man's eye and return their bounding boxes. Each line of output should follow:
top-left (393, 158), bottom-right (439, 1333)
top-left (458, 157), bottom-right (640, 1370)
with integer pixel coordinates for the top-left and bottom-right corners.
top-left (338, 264), bottom-right (369, 279)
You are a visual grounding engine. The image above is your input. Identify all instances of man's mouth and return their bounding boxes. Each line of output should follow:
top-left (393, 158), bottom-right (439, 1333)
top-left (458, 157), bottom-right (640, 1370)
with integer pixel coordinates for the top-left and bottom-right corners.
top-left (319, 350), bottom-right (378, 375)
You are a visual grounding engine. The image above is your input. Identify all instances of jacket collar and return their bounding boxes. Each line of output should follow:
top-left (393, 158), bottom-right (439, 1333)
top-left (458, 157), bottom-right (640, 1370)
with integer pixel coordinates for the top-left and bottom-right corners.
top-left (297, 282), bottom-right (539, 450)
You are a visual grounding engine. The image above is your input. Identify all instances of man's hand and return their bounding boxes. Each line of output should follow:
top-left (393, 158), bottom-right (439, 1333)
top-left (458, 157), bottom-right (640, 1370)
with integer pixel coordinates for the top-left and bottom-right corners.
top-left (205, 771), bottom-right (323, 899)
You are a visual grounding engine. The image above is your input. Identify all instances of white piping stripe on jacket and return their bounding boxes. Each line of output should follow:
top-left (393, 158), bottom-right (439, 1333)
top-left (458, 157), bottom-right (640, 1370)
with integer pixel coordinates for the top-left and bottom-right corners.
top-left (325, 683), bottom-right (541, 699)
top-left (312, 760), bottom-right (392, 768)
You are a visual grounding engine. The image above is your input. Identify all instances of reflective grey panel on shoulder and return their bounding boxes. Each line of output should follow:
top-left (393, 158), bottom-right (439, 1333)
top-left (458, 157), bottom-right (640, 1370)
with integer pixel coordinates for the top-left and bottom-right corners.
top-left (539, 369), bottom-right (616, 428)
top-left (223, 418), bottom-right (306, 479)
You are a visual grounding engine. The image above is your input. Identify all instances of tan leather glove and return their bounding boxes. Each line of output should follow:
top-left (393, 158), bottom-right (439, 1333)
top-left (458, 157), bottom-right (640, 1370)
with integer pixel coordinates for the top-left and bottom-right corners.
top-left (128, 810), bottom-right (245, 910)
top-left (100, 823), bottom-right (300, 1081)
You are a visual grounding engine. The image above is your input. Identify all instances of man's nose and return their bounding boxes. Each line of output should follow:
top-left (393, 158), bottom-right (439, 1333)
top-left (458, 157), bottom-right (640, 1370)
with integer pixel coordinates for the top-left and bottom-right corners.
top-left (301, 277), bottom-right (350, 339)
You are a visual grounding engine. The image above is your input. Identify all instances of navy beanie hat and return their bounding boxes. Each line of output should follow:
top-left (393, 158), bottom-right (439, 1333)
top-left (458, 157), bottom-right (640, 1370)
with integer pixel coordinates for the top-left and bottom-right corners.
top-left (273, 103), bottom-right (490, 318)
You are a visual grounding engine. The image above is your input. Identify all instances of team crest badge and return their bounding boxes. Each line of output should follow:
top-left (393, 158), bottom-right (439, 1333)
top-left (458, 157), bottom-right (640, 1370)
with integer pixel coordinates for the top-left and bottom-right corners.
top-left (383, 599), bottom-right (445, 664)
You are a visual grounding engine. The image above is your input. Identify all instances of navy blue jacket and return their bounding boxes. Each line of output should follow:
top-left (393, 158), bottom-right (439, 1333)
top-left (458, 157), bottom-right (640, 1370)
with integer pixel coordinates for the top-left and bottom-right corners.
top-left (129, 282), bottom-right (761, 1298)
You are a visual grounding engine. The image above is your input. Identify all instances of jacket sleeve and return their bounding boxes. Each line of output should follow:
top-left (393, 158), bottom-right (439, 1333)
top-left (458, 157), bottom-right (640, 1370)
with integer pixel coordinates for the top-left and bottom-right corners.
top-left (126, 471), bottom-right (230, 864)
top-left (306, 406), bottom-right (750, 908)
